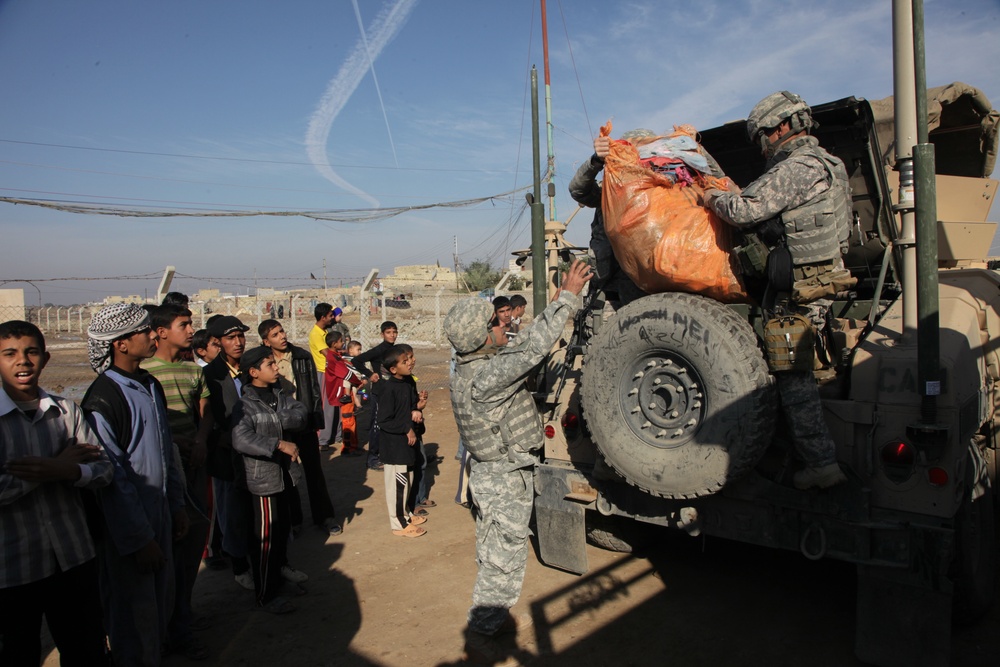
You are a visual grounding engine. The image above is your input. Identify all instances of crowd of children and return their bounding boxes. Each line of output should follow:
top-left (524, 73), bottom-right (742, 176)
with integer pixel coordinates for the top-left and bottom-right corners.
top-left (0, 295), bottom-right (442, 664)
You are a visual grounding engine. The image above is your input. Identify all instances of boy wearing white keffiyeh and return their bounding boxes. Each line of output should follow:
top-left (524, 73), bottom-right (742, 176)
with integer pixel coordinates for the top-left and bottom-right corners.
top-left (82, 303), bottom-right (189, 665)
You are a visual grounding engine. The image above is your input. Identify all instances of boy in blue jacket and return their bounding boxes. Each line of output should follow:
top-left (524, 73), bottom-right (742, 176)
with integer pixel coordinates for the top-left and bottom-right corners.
top-left (83, 303), bottom-right (188, 666)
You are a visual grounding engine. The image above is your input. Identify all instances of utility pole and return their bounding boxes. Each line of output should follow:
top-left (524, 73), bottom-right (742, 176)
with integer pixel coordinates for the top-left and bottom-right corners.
top-left (529, 66), bottom-right (546, 313)
top-left (323, 258), bottom-right (328, 292)
top-left (453, 236), bottom-right (461, 292)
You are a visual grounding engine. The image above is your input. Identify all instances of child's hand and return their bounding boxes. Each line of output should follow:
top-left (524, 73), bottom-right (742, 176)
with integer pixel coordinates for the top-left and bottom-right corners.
top-left (277, 440), bottom-right (300, 463)
top-left (4, 443), bottom-right (101, 482)
top-left (4, 456), bottom-right (75, 482)
top-left (411, 410), bottom-right (424, 424)
top-left (59, 443), bottom-right (103, 464)
top-left (418, 390), bottom-right (428, 401)
top-left (406, 429), bottom-right (416, 446)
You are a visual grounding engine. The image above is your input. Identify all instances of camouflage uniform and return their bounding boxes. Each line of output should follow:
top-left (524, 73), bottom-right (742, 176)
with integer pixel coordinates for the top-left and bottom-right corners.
top-left (708, 135), bottom-right (849, 467)
top-left (568, 153), bottom-right (618, 287)
top-left (446, 290), bottom-right (582, 635)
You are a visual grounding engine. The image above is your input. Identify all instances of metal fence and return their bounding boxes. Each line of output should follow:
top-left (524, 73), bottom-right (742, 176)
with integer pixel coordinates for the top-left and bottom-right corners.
top-left (0, 289), bottom-right (532, 397)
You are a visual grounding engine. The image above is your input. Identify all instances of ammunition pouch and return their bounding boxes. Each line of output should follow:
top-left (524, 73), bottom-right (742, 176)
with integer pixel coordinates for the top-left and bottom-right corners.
top-left (791, 262), bottom-right (857, 303)
top-left (763, 314), bottom-right (816, 373)
top-left (734, 233), bottom-right (771, 279)
top-left (733, 219), bottom-right (785, 280)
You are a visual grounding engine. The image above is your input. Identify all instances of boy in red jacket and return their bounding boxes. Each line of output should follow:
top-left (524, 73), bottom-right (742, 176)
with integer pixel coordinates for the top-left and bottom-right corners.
top-left (323, 332), bottom-right (365, 454)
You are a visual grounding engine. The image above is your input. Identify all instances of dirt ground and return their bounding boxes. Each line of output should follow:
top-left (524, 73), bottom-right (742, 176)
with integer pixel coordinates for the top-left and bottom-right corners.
top-left (36, 347), bottom-right (1000, 667)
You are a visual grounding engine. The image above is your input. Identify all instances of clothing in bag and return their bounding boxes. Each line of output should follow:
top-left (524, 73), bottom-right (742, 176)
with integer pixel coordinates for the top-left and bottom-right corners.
top-left (600, 121), bottom-right (748, 303)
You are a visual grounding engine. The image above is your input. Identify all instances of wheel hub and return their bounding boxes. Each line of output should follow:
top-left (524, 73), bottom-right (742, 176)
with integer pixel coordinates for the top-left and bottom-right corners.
top-left (620, 352), bottom-right (705, 448)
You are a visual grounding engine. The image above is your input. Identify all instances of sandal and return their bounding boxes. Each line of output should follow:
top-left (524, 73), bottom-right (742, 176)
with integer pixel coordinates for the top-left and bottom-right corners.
top-left (408, 515), bottom-right (427, 526)
top-left (418, 499), bottom-right (437, 508)
top-left (393, 524), bottom-right (427, 538)
top-left (411, 507), bottom-right (429, 517)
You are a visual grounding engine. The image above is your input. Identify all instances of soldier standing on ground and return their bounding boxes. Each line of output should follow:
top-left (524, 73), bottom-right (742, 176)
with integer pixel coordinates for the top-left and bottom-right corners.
top-left (445, 260), bottom-right (592, 661)
top-left (704, 90), bottom-right (854, 490)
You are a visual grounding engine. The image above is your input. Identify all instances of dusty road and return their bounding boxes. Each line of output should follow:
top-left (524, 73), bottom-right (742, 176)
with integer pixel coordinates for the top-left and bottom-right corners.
top-left (36, 346), bottom-right (1000, 666)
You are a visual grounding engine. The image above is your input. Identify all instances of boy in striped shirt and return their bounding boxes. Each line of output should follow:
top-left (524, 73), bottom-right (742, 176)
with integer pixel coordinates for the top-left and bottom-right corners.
top-left (0, 320), bottom-right (113, 665)
top-left (142, 303), bottom-right (212, 660)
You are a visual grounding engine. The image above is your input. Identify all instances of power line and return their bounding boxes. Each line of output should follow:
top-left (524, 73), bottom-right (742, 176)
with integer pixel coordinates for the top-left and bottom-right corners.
top-left (0, 158), bottom-right (479, 201)
top-left (556, 0), bottom-right (592, 141)
top-left (0, 137), bottom-right (520, 175)
top-left (0, 274), bottom-right (160, 283)
top-left (0, 183), bottom-right (535, 223)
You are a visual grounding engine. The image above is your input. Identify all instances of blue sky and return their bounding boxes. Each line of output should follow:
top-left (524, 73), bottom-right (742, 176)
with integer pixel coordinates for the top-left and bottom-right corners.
top-left (0, 0), bottom-right (998, 305)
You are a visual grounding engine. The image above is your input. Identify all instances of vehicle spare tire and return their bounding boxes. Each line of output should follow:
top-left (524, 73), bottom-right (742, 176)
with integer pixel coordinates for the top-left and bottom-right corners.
top-left (581, 292), bottom-right (776, 498)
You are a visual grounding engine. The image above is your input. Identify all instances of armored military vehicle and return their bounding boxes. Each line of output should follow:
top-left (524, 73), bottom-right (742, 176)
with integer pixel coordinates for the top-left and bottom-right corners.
top-left (532, 9), bottom-right (999, 667)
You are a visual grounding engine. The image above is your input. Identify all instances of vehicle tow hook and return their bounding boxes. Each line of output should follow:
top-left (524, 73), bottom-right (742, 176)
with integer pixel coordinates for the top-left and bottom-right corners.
top-left (800, 521), bottom-right (828, 561)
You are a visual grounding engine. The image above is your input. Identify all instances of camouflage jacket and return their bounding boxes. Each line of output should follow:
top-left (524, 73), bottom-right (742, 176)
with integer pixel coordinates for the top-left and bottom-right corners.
top-left (709, 135), bottom-right (851, 265)
top-left (569, 154), bottom-right (605, 209)
top-left (451, 290), bottom-right (582, 468)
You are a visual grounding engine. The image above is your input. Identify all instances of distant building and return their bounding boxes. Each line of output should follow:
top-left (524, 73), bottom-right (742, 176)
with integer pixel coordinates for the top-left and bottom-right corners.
top-left (381, 264), bottom-right (457, 291)
top-left (0, 289), bottom-right (26, 320)
top-left (193, 288), bottom-right (221, 302)
top-left (104, 295), bottom-right (146, 305)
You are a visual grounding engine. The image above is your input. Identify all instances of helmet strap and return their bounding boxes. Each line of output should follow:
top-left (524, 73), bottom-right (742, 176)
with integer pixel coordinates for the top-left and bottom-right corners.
top-left (761, 117), bottom-right (809, 159)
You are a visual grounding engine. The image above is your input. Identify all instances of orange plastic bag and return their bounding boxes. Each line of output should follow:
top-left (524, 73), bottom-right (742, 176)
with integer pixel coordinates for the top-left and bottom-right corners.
top-left (600, 121), bottom-right (748, 303)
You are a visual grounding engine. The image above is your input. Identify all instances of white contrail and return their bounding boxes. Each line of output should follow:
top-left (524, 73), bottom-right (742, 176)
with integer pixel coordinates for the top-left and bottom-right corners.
top-left (351, 0), bottom-right (399, 168)
top-left (305, 0), bottom-right (417, 207)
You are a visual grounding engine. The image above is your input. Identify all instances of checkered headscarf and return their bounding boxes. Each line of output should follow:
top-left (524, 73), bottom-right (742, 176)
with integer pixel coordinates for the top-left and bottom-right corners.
top-left (87, 303), bottom-right (151, 373)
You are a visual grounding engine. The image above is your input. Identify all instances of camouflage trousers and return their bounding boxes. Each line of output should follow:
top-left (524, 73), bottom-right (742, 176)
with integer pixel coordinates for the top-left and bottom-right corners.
top-left (776, 371), bottom-right (837, 466)
top-left (466, 460), bottom-right (534, 635)
top-left (775, 298), bottom-right (836, 467)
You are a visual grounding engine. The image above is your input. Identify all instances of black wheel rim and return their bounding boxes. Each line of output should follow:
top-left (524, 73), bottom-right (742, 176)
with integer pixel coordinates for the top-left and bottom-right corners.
top-left (618, 350), bottom-right (706, 449)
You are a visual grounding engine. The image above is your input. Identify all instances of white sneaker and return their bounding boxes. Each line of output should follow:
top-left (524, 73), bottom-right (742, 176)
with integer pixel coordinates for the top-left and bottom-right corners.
top-left (234, 571), bottom-right (255, 590)
top-left (281, 565), bottom-right (309, 583)
top-left (793, 463), bottom-right (847, 490)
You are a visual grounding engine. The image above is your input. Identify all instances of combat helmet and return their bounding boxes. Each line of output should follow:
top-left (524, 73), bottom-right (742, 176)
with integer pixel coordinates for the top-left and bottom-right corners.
top-left (444, 298), bottom-right (495, 354)
top-left (621, 128), bottom-right (655, 142)
top-left (746, 91), bottom-right (814, 157)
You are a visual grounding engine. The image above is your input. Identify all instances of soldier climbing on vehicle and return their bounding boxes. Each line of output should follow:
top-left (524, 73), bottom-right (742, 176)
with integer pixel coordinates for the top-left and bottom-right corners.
top-left (704, 90), bottom-right (856, 490)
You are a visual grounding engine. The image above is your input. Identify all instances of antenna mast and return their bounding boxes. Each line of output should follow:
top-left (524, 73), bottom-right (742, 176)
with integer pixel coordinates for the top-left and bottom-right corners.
top-left (540, 0), bottom-right (557, 222)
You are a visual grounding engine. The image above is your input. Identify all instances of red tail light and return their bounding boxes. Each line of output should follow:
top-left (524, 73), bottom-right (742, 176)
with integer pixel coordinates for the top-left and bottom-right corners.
top-left (881, 441), bottom-right (915, 466)
top-left (927, 467), bottom-right (949, 486)
top-left (880, 440), bottom-right (915, 483)
top-left (544, 424), bottom-right (556, 439)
